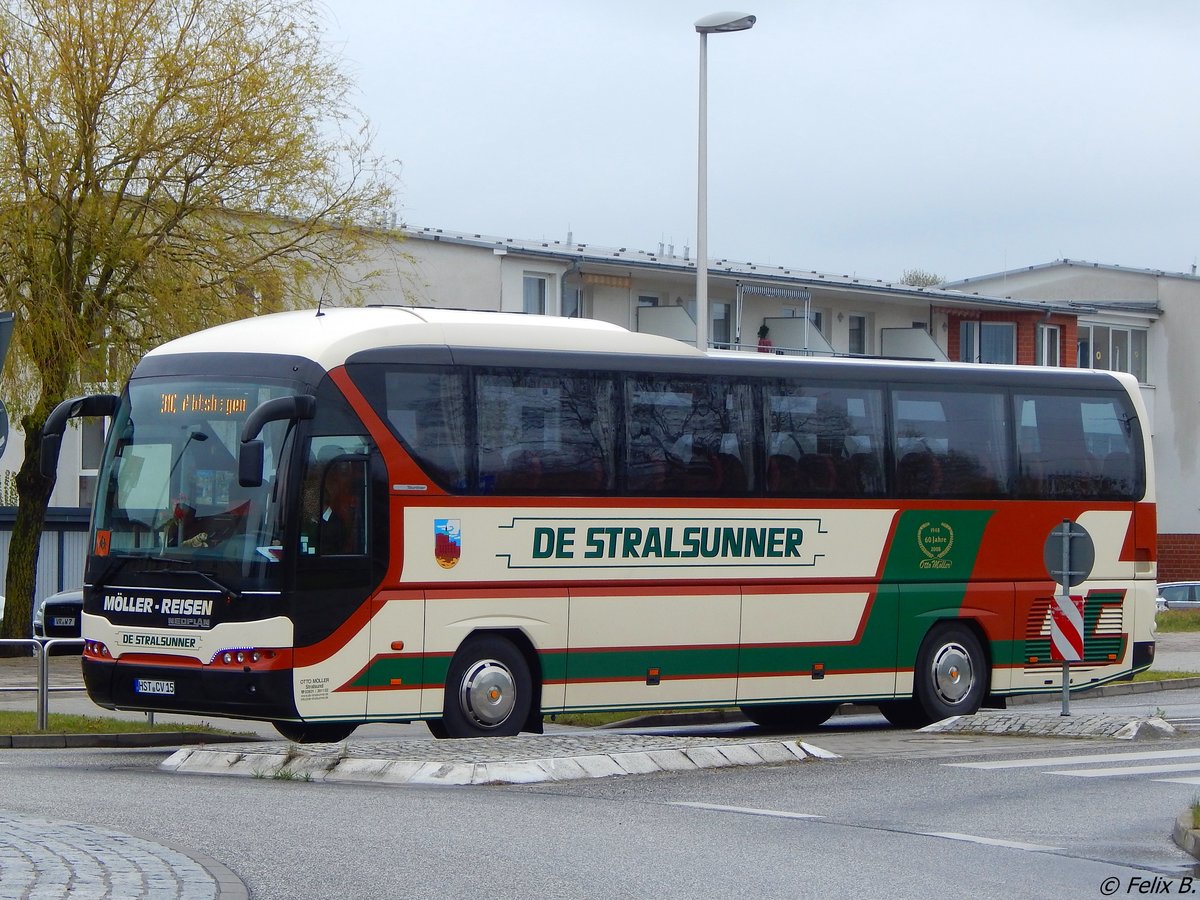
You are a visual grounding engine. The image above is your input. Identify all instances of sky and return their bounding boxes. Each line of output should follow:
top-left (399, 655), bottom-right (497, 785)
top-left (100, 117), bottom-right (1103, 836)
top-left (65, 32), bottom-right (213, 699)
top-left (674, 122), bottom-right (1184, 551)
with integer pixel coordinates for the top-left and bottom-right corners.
top-left (320, 1), bottom-right (1200, 283)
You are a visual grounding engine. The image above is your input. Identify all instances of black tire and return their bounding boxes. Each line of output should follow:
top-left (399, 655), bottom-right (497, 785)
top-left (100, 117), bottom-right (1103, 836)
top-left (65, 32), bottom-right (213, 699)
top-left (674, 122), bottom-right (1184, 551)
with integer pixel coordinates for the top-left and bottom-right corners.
top-left (912, 623), bottom-right (988, 724)
top-left (877, 699), bottom-right (928, 729)
top-left (273, 720), bottom-right (359, 743)
top-left (425, 718), bottom-right (449, 739)
top-left (739, 702), bottom-right (839, 732)
top-left (440, 635), bottom-right (533, 738)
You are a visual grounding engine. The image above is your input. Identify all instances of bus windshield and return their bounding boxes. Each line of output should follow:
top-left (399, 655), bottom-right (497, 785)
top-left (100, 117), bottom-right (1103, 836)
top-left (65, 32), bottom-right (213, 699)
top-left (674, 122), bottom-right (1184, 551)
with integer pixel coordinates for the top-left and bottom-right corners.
top-left (91, 377), bottom-right (299, 580)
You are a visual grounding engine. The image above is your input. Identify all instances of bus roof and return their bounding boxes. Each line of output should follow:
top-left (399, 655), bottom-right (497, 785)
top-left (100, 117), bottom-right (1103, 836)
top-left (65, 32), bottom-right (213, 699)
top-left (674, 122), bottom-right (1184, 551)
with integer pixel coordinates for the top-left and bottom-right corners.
top-left (146, 306), bottom-right (705, 371)
top-left (143, 306), bottom-right (1145, 404)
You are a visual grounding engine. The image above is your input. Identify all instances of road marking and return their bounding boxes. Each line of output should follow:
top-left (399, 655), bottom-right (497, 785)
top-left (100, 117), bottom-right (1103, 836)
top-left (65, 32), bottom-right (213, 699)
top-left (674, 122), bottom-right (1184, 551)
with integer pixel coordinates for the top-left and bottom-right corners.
top-left (920, 832), bottom-right (1065, 853)
top-left (1047, 762), bottom-right (1200, 778)
top-left (945, 748), bottom-right (1200, 770)
top-left (670, 802), bottom-right (822, 820)
top-left (1154, 777), bottom-right (1200, 785)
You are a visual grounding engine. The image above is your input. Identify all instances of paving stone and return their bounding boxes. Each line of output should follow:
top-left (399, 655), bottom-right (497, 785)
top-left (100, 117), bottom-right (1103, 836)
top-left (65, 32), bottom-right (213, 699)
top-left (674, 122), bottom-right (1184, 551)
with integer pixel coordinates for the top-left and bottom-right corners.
top-left (0, 810), bottom-right (247, 899)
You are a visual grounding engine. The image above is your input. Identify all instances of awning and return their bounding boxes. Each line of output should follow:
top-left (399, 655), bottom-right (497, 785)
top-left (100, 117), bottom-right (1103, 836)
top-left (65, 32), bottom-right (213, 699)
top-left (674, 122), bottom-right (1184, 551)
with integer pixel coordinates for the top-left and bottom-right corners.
top-left (737, 283), bottom-right (811, 300)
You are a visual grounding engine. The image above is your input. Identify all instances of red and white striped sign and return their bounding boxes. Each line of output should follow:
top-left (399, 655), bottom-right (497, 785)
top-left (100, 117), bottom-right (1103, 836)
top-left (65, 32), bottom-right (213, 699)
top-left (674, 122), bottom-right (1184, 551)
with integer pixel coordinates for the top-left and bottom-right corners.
top-left (1050, 594), bottom-right (1085, 662)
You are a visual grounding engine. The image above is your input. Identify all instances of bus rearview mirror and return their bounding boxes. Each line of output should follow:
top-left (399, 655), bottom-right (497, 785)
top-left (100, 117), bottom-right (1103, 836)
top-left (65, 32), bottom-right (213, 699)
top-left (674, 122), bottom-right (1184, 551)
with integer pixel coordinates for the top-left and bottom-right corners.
top-left (239, 440), bottom-right (265, 488)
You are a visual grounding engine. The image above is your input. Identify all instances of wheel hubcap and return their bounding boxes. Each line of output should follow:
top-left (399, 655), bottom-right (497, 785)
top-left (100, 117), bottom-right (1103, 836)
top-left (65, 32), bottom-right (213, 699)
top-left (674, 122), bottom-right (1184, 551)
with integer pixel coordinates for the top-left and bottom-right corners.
top-left (931, 642), bottom-right (974, 705)
top-left (458, 658), bottom-right (517, 728)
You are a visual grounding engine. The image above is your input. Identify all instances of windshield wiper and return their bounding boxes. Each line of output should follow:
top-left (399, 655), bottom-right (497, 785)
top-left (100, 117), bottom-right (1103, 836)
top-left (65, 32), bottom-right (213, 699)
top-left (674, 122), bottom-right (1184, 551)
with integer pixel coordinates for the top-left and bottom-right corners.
top-left (146, 558), bottom-right (242, 601)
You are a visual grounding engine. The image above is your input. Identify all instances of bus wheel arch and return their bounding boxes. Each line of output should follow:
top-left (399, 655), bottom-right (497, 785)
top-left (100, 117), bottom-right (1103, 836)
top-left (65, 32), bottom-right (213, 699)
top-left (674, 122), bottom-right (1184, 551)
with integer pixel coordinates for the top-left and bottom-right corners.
top-left (434, 629), bottom-right (540, 739)
top-left (908, 619), bottom-right (990, 726)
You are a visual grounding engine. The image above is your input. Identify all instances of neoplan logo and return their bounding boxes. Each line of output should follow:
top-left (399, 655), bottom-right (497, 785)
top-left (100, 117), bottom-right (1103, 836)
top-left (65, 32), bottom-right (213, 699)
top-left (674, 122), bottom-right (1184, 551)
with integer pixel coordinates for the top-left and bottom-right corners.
top-left (917, 521), bottom-right (954, 569)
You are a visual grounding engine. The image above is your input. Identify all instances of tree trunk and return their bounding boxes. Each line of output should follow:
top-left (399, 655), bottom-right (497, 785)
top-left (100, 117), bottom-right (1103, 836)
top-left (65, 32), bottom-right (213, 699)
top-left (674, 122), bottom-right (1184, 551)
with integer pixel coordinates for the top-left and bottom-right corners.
top-left (0, 400), bottom-right (61, 654)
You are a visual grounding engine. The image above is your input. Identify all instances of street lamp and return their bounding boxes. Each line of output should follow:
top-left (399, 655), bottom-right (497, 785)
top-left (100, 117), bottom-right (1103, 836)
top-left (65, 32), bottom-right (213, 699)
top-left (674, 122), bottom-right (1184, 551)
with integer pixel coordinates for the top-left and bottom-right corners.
top-left (695, 11), bottom-right (755, 351)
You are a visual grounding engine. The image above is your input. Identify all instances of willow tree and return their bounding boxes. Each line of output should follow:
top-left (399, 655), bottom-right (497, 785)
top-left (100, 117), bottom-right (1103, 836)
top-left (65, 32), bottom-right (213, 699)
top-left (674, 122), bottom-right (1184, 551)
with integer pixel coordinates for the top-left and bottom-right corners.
top-left (0, 0), bottom-right (396, 641)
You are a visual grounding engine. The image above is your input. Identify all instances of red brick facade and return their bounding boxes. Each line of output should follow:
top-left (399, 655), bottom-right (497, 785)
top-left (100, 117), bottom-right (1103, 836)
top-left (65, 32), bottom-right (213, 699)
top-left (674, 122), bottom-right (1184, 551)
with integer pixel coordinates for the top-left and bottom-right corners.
top-left (1158, 535), bottom-right (1200, 583)
top-left (938, 307), bottom-right (1078, 367)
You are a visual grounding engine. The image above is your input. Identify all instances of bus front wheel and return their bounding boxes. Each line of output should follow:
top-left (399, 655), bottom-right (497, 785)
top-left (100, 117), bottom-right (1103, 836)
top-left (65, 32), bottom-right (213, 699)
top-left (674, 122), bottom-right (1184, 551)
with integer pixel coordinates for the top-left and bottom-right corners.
top-left (912, 623), bottom-right (987, 724)
top-left (439, 635), bottom-right (533, 738)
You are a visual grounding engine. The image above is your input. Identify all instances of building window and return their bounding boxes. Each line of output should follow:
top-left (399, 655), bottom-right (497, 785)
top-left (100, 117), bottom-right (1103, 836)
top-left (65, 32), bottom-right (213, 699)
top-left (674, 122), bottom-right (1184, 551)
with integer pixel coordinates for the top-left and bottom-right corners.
top-left (78, 416), bottom-right (105, 508)
top-left (712, 302), bottom-right (731, 348)
top-left (523, 274), bottom-right (548, 314)
top-left (848, 314), bottom-right (867, 355)
top-left (1035, 324), bottom-right (1060, 367)
top-left (637, 294), bottom-right (660, 307)
top-left (1077, 323), bottom-right (1148, 383)
top-left (960, 321), bottom-right (1015, 364)
top-left (782, 306), bottom-right (827, 336)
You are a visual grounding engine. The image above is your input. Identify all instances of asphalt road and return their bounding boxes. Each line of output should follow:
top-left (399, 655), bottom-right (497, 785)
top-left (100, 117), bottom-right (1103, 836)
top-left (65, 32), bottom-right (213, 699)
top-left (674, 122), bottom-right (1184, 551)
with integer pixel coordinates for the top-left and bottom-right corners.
top-left (2, 635), bottom-right (1200, 898)
top-left (3, 710), bottom-right (1200, 899)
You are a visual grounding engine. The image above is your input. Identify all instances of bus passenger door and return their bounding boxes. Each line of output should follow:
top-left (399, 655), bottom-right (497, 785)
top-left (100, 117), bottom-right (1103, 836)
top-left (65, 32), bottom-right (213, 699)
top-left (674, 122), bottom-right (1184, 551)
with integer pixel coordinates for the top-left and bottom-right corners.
top-left (737, 584), bottom-right (898, 705)
top-left (564, 587), bottom-right (740, 712)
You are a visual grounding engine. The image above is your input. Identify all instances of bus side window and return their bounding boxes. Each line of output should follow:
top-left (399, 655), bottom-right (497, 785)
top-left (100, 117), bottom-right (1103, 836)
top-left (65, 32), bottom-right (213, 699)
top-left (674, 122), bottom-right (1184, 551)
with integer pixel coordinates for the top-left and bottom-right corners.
top-left (301, 439), bottom-right (369, 556)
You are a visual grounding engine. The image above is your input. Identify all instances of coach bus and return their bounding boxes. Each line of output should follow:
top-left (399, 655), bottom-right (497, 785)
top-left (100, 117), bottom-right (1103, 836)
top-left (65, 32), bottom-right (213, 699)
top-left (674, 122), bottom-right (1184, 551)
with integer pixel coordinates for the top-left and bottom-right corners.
top-left (41, 307), bottom-right (1156, 741)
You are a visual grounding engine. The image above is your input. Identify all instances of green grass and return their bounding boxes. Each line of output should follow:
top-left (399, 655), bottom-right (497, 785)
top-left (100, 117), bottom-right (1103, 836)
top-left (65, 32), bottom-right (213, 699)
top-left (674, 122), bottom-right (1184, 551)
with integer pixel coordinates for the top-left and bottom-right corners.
top-left (0, 711), bottom-right (240, 736)
top-left (1134, 669), bottom-right (1196, 682)
top-left (1156, 609), bottom-right (1200, 632)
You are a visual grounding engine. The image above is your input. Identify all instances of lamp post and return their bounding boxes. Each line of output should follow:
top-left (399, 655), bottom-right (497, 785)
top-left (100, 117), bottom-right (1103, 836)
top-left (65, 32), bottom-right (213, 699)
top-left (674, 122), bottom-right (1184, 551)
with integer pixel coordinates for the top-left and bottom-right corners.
top-left (694, 11), bottom-right (755, 351)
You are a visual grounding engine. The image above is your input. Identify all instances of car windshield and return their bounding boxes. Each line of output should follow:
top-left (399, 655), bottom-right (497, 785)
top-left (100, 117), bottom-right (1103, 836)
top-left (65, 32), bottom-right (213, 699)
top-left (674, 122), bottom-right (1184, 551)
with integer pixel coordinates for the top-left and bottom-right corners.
top-left (91, 377), bottom-right (299, 582)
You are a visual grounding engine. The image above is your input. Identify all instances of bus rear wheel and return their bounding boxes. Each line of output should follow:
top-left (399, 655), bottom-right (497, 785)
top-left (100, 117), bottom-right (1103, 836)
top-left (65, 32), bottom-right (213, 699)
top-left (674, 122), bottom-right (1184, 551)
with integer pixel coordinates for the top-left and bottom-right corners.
top-left (911, 623), bottom-right (987, 724)
top-left (273, 720), bottom-right (359, 743)
top-left (739, 702), bottom-right (839, 731)
top-left (439, 635), bottom-right (533, 738)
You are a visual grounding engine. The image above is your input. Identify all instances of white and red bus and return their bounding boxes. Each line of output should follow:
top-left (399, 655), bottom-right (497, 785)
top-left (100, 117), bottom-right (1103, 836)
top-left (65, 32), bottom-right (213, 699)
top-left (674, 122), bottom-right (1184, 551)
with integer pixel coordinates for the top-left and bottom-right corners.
top-left (42, 307), bottom-right (1157, 741)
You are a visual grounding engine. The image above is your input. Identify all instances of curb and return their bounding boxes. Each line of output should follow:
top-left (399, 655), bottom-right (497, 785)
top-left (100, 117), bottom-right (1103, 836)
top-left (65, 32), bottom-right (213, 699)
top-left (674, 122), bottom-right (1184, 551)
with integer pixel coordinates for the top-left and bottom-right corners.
top-left (4, 676), bottom-right (1197, 746)
top-left (1174, 812), bottom-right (1200, 860)
top-left (0, 731), bottom-right (264, 749)
top-left (160, 734), bottom-right (840, 786)
top-left (602, 676), bottom-right (1200, 729)
top-left (1007, 675), bottom-right (1200, 706)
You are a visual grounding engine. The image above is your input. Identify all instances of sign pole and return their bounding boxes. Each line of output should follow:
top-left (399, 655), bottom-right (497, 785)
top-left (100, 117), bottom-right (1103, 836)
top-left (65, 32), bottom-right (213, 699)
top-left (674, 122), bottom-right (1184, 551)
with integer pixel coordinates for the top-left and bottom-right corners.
top-left (1043, 518), bottom-right (1092, 718)
top-left (1060, 520), bottom-right (1071, 716)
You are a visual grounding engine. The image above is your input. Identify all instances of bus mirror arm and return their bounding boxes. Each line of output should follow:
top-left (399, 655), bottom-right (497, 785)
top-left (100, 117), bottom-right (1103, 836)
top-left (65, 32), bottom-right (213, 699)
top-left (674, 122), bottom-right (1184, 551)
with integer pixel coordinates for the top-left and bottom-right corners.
top-left (40, 393), bottom-right (120, 479)
top-left (238, 394), bottom-right (316, 488)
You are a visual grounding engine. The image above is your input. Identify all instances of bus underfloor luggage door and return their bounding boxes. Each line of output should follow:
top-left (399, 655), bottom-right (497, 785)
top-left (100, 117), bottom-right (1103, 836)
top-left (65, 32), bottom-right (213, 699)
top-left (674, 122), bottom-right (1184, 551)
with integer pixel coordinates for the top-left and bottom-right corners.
top-left (564, 586), bottom-right (739, 713)
top-left (736, 583), bottom-right (898, 705)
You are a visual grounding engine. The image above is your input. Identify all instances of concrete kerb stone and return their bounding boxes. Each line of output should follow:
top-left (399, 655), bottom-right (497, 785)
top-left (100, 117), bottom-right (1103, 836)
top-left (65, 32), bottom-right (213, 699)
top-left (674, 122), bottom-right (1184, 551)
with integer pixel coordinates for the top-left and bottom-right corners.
top-left (920, 712), bottom-right (1177, 740)
top-left (160, 734), bottom-right (834, 785)
top-left (1174, 813), bottom-right (1200, 861)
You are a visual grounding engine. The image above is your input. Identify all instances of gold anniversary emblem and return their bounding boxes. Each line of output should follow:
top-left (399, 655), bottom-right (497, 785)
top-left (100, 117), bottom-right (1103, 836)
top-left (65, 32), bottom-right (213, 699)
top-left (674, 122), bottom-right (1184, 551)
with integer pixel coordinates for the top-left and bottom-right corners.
top-left (916, 521), bottom-right (954, 569)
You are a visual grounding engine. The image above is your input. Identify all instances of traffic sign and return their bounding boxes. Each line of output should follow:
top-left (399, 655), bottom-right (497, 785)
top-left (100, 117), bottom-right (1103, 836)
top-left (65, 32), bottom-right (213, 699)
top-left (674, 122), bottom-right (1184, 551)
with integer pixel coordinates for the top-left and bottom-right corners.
top-left (1043, 520), bottom-right (1094, 587)
top-left (1050, 594), bottom-right (1085, 662)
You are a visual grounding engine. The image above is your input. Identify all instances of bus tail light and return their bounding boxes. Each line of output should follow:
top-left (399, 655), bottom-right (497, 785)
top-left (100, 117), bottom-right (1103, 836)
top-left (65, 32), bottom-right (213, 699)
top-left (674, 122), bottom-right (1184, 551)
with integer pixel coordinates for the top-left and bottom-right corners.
top-left (215, 648), bottom-right (279, 668)
top-left (84, 641), bottom-right (110, 658)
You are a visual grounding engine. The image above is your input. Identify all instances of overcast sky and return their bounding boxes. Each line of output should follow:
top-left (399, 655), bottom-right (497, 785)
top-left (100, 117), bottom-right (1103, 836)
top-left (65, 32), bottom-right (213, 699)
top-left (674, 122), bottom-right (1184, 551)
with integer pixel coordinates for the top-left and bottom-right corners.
top-left (321, 1), bottom-right (1200, 283)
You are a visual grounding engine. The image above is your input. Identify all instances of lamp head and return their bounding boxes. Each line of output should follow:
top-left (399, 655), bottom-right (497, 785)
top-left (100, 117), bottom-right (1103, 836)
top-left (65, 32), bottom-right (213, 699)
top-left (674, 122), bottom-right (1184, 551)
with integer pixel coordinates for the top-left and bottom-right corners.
top-left (695, 11), bottom-right (756, 34)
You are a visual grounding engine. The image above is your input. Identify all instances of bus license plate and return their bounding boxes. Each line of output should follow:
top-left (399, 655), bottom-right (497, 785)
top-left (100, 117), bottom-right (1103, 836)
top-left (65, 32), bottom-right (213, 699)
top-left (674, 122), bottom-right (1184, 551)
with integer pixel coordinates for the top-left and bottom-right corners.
top-left (52, 617), bottom-right (76, 628)
top-left (134, 679), bottom-right (175, 695)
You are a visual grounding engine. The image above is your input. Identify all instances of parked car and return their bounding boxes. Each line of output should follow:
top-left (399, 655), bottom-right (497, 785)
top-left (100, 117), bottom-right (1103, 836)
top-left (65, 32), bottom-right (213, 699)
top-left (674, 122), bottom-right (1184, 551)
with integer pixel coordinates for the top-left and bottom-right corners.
top-left (32, 588), bottom-right (83, 653)
top-left (1157, 582), bottom-right (1200, 611)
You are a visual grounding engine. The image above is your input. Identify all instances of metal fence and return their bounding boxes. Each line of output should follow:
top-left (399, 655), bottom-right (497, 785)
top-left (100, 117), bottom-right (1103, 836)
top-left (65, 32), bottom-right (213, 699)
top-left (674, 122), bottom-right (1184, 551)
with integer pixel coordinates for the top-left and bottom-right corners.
top-left (0, 638), bottom-right (85, 729)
